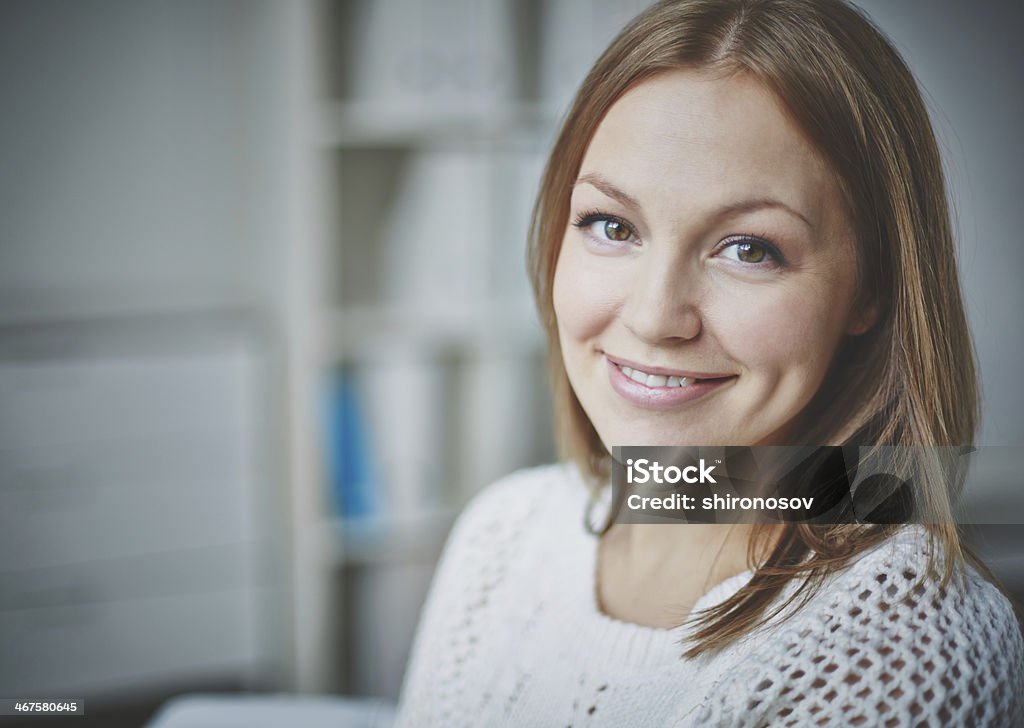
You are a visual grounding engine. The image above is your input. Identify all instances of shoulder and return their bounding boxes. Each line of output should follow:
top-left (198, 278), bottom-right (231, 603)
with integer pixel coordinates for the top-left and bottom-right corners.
top-left (450, 462), bottom-right (585, 539)
top-left (395, 464), bottom-right (583, 724)
top-left (438, 462), bottom-right (586, 563)
top-left (817, 528), bottom-right (1024, 722)
top-left (700, 527), bottom-right (1024, 726)
top-left (826, 526), bottom-right (1022, 660)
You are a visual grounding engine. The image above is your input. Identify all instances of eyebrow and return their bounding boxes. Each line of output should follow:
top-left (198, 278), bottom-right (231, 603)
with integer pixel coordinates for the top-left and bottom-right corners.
top-left (574, 172), bottom-right (642, 211)
top-left (573, 172), bottom-right (813, 228)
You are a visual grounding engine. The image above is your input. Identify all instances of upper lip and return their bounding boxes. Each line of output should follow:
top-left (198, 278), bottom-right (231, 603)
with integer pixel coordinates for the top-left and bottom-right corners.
top-left (604, 353), bottom-right (736, 380)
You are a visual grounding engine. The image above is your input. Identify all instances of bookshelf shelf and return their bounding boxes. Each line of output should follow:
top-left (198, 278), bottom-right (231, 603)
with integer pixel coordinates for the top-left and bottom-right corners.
top-left (319, 302), bottom-right (545, 363)
top-left (311, 100), bottom-right (560, 149)
top-left (326, 508), bottom-right (458, 567)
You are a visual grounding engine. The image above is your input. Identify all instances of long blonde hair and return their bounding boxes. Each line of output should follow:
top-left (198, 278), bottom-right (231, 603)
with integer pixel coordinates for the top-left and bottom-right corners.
top-left (527, 0), bottom-right (980, 656)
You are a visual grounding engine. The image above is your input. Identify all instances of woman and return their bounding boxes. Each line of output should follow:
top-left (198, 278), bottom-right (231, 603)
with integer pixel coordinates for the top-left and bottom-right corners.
top-left (395, 0), bottom-right (1023, 725)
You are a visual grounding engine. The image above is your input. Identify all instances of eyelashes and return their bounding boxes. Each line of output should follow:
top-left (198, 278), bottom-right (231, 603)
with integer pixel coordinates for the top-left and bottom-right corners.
top-left (572, 210), bottom-right (637, 244)
top-left (714, 235), bottom-right (788, 267)
top-left (571, 208), bottom-right (788, 268)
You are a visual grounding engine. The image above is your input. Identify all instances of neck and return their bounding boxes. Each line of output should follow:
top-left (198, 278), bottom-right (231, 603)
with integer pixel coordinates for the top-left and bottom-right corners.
top-left (596, 522), bottom-right (783, 627)
top-left (610, 523), bottom-right (765, 578)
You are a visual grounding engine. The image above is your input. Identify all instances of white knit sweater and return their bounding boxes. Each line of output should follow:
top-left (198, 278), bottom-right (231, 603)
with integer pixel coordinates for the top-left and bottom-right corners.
top-left (394, 464), bottom-right (1024, 727)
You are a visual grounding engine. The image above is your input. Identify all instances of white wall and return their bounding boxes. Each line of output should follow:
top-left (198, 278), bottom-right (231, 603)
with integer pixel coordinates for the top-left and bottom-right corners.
top-left (0, 0), bottom-right (289, 319)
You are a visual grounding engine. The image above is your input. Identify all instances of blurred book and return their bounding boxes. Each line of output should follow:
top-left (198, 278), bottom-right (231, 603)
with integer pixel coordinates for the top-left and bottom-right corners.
top-left (324, 366), bottom-right (379, 519)
top-left (340, 0), bottom-right (516, 115)
top-left (325, 358), bottom-right (445, 522)
top-left (360, 353), bottom-right (445, 520)
top-left (379, 149), bottom-right (486, 310)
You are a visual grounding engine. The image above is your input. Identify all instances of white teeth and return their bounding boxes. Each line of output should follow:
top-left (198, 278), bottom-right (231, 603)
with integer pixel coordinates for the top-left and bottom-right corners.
top-left (618, 364), bottom-right (697, 388)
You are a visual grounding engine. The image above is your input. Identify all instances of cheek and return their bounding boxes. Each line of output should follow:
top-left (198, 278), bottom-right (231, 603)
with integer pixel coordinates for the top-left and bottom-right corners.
top-left (708, 278), bottom-right (850, 380)
top-left (552, 240), bottom-right (622, 343)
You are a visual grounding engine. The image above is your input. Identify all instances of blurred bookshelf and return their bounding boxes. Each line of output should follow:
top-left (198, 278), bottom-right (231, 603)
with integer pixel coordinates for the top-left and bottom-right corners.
top-left (288, 0), bottom-right (652, 700)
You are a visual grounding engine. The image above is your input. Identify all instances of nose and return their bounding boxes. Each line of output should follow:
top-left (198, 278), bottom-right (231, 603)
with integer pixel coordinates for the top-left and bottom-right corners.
top-left (620, 250), bottom-right (703, 343)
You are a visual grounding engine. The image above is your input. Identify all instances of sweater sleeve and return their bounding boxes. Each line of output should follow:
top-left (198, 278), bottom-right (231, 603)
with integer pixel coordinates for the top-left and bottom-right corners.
top-left (393, 467), bottom-right (550, 728)
top-left (693, 535), bottom-right (1024, 727)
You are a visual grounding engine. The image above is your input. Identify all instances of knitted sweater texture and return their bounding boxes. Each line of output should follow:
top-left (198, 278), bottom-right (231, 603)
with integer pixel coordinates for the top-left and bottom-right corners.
top-left (394, 463), bottom-right (1024, 727)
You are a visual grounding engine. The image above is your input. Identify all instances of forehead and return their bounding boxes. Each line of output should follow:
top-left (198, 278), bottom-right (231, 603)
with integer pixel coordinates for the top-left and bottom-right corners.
top-left (578, 69), bottom-right (842, 231)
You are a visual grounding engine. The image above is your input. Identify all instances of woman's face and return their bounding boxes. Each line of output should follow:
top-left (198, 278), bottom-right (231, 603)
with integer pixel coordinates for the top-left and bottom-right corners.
top-left (553, 69), bottom-right (873, 449)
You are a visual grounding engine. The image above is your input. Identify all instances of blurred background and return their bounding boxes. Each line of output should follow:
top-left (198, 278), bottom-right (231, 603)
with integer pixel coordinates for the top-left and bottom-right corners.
top-left (0, 1), bottom-right (1021, 726)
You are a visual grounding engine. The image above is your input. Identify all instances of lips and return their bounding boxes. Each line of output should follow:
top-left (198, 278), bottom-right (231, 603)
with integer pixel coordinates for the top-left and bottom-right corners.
top-left (603, 353), bottom-right (735, 382)
top-left (605, 355), bottom-right (737, 410)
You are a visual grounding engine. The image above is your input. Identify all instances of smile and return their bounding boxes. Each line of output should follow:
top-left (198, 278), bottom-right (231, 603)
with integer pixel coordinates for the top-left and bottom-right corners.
top-left (618, 364), bottom-right (696, 388)
top-left (606, 357), bottom-right (737, 410)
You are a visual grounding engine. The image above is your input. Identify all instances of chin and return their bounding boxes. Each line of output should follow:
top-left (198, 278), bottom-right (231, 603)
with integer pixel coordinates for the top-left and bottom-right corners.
top-left (599, 424), bottom-right (701, 449)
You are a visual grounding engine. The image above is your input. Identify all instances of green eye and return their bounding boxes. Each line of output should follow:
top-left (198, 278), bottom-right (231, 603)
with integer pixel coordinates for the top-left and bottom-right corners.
top-left (736, 241), bottom-right (766, 263)
top-left (718, 236), bottom-right (784, 266)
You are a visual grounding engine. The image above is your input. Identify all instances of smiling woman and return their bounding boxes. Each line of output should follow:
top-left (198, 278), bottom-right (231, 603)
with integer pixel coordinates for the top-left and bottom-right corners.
top-left (555, 70), bottom-right (871, 448)
top-left (394, 1), bottom-right (1024, 725)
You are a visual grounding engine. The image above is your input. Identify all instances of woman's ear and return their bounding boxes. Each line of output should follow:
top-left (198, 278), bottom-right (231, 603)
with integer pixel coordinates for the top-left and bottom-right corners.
top-left (846, 298), bottom-right (880, 336)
